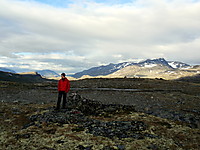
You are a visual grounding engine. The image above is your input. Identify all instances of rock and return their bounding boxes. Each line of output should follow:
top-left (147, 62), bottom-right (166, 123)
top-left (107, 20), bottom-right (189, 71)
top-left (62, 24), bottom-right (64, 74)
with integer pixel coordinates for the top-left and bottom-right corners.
top-left (22, 122), bottom-right (35, 129)
top-left (43, 128), bottom-right (56, 134)
top-left (56, 140), bottom-right (65, 144)
top-left (72, 126), bottom-right (85, 132)
top-left (147, 144), bottom-right (159, 150)
top-left (102, 146), bottom-right (116, 150)
top-left (116, 145), bottom-right (126, 150)
top-left (76, 145), bottom-right (93, 150)
top-left (67, 93), bottom-right (135, 116)
top-left (15, 133), bottom-right (31, 139)
top-left (41, 147), bottom-right (55, 150)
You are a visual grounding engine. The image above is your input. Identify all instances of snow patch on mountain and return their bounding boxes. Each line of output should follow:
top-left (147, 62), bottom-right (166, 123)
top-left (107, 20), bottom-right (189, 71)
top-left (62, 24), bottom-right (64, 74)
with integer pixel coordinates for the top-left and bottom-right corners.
top-left (143, 63), bottom-right (158, 68)
top-left (168, 62), bottom-right (178, 68)
top-left (168, 61), bottom-right (190, 69)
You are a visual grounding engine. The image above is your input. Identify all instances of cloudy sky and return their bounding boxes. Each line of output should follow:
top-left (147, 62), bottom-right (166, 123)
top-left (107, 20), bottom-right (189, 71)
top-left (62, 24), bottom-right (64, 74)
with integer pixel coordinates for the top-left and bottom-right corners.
top-left (0, 0), bottom-right (200, 74)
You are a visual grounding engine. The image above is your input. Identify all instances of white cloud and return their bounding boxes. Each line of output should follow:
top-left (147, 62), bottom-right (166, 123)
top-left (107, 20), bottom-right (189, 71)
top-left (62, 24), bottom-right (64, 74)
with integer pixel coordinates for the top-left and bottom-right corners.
top-left (0, 51), bottom-right (88, 73)
top-left (0, 0), bottom-right (200, 73)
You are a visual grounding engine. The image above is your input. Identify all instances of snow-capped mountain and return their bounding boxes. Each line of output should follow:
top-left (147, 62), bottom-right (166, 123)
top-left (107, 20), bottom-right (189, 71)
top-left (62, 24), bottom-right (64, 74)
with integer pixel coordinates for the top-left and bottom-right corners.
top-left (72, 58), bottom-right (187, 78)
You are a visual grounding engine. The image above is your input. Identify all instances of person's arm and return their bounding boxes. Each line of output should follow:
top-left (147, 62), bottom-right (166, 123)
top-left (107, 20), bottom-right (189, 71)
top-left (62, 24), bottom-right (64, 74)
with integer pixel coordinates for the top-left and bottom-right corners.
top-left (58, 80), bottom-right (61, 91)
top-left (66, 80), bottom-right (70, 93)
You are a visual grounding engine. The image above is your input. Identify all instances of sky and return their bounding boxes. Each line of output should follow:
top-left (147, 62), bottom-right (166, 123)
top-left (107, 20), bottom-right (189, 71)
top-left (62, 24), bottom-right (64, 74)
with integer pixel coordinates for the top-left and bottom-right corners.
top-left (0, 0), bottom-right (200, 74)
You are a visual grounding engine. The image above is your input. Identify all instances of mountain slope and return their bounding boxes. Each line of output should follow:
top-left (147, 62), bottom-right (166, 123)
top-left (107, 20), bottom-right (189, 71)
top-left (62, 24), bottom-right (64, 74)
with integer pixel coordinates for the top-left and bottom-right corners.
top-left (176, 74), bottom-right (200, 83)
top-left (0, 67), bottom-right (16, 73)
top-left (0, 71), bottom-right (50, 82)
top-left (108, 64), bottom-right (173, 78)
top-left (106, 64), bottom-right (199, 80)
top-left (36, 70), bottom-right (59, 78)
top-left (72, 62), bottom-right (137, 78)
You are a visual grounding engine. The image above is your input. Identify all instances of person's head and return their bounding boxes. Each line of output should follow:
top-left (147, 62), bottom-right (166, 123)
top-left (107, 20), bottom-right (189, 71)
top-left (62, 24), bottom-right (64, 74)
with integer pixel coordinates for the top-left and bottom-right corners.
top-left (61, 73), bottom-right (66, 78)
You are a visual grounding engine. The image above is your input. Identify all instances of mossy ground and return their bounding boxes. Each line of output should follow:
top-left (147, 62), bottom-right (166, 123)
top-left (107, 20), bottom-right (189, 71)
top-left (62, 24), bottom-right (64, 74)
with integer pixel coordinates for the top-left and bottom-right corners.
top-left (0, 102), bottom-right (199, 150)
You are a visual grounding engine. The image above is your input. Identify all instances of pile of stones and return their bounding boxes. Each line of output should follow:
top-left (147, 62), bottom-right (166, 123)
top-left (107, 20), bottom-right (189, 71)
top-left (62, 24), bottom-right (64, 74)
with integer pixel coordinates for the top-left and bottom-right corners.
top-left (27, 93), bottom-right (157, 140)
top-left (67, 92), bottom-right (136, 116)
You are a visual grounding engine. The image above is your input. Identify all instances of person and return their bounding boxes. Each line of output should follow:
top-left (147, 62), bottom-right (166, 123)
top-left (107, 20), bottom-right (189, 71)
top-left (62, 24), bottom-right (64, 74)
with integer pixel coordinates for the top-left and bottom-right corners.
top-left (56, 73), bottom-right (70, 110)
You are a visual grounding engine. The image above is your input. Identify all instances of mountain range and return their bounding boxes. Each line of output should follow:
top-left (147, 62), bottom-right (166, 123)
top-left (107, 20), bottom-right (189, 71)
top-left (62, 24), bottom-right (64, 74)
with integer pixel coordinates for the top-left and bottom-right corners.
top-left (71, 58), bottom-right (192, 78)
top-left (1, 58), bottom-right (199, 80)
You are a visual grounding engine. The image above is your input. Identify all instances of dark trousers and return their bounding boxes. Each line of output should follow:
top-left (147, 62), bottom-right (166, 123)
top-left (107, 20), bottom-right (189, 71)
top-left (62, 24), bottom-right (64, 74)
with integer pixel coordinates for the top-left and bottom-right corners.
top-left (57, 91), bottom-right (67, 109)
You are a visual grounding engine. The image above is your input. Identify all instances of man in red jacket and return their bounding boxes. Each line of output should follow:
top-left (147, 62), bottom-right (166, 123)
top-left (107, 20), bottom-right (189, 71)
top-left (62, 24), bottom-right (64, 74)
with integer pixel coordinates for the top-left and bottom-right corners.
top-left (56, 73), bottom-right (70, 110)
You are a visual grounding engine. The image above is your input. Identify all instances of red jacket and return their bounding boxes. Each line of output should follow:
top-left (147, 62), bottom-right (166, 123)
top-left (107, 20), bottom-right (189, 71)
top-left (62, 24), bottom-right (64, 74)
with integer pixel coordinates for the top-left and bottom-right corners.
top-left (58, 78), bottom-right (70, 92)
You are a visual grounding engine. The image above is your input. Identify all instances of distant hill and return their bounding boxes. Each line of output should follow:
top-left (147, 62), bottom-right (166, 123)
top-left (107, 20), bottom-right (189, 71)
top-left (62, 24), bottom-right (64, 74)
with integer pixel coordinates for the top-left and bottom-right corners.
top-left (0, 67), bottom-right (16, 73)
top-left (72, 58), bottom-right (191, 78)
top-left (49, 76), bottom-right (77, 81)
top-left (19, 72), bottom-right (39, 75)
top-left (36, 70), bottom-right (59, 78)
top-left (0, 71), bottom-right (51, 83)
